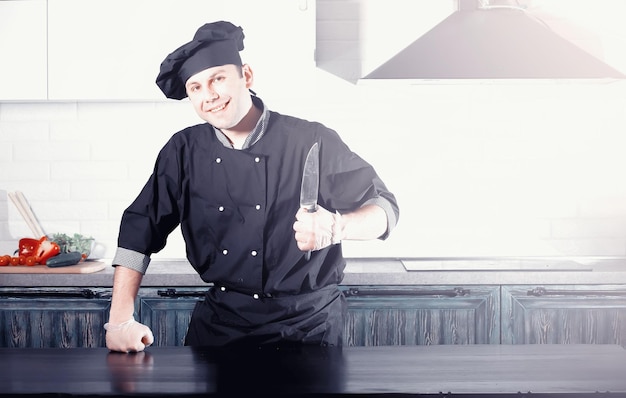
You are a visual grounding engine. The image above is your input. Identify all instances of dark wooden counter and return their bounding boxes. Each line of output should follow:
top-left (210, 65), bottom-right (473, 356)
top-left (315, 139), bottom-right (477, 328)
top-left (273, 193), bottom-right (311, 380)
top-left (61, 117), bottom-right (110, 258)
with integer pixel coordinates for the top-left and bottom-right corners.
top-left (1, 344), bottom-right (625, 397)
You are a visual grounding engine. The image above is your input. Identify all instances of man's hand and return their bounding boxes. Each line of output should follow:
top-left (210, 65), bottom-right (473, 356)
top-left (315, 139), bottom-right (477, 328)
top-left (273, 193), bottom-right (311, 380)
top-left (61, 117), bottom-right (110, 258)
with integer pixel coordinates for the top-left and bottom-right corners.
top-left (105, 319), bottom-right (154, 353)
top-left (293, 206), bottom-right (343, 252)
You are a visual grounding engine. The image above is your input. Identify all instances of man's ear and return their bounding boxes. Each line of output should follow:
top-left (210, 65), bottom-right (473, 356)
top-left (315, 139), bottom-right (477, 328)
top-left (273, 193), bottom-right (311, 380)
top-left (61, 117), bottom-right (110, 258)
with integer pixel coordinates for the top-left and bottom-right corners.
top-left (242, 64), bottom-right (254, 88)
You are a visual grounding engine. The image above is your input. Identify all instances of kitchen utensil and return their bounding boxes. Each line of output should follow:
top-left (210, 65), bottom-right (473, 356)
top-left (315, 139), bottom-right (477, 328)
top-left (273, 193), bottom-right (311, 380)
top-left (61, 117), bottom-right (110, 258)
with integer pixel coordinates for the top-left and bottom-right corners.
top-left (300, 142), bottom-right (319, 261)
top-left (8, 191), bottom-right (46, 237)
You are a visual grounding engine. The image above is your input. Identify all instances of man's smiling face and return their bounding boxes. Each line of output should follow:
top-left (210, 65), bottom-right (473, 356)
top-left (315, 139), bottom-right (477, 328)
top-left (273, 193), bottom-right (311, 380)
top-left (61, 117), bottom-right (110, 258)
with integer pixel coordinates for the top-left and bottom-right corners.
top-left (185, 64), bottom-right (254, 131)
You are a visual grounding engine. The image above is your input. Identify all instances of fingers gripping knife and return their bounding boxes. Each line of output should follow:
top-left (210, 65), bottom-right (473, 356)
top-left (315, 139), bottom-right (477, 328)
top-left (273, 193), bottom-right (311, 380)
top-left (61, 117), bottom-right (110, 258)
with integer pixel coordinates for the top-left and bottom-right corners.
top-left (300, 142), bottom-right (319, 261)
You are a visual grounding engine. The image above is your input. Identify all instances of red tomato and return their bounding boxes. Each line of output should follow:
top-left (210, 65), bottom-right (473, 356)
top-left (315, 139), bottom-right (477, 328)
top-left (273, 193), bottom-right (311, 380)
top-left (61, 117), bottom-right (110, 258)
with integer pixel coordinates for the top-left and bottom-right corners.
top-left (0, 255), bottom-right (10, 266)
top-left (25, 256), bottom-right (37, 266)
top-left (10, 257), bottom-right (20, 266)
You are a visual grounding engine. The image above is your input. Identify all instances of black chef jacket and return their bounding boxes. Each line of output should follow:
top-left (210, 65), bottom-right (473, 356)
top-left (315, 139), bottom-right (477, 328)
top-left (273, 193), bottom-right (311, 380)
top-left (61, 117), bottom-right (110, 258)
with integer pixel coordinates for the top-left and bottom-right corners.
top-left (116, 101), bottom-right (399, 346)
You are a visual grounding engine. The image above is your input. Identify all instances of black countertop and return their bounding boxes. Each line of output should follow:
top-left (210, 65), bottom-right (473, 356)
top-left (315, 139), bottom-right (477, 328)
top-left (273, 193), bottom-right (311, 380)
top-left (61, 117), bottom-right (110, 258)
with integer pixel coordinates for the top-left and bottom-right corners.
top-left (1, 344), bottom-right (626, 397)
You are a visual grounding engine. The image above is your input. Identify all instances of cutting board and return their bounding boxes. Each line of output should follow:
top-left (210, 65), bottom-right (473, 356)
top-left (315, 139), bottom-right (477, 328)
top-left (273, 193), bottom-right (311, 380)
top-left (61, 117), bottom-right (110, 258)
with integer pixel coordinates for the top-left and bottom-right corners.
top-left (0, 261), bottom-right (107, 274)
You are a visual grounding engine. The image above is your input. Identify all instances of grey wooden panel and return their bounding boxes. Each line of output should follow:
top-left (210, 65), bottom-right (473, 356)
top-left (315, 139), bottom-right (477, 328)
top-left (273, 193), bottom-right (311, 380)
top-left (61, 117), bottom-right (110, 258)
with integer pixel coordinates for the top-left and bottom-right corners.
top-left (502, 285), bottom-right (626, 345)
top-left (0, 288), bottom-right (111, 348)
top-left (138, 288), bottom-right (205, 346)
top-left (343, 285), bottom-right (500, 346)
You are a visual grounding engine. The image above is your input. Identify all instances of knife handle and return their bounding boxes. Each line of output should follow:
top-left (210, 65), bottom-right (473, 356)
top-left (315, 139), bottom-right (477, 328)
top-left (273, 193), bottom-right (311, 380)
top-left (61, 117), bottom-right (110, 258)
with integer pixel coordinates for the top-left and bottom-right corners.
top-left (304, 206), bottom-right (317, 261)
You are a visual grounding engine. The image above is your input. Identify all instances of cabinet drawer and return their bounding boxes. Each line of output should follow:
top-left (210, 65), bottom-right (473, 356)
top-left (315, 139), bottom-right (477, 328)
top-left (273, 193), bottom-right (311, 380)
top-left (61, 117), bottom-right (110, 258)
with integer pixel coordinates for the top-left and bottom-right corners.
top-left (0, 288), bottom-right (111, 348)
top-left (502, 285), bottom-right (626, 345)
top-left (139, 288), bottom-right (206, 347)
top-left (342, 285), bottom-right (500, 346)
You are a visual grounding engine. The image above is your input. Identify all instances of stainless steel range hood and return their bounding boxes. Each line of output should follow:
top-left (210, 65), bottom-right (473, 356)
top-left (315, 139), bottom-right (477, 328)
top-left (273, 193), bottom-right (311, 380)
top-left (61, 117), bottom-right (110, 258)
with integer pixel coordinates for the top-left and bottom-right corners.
top-left (363, 5), bottom-right (625, 80)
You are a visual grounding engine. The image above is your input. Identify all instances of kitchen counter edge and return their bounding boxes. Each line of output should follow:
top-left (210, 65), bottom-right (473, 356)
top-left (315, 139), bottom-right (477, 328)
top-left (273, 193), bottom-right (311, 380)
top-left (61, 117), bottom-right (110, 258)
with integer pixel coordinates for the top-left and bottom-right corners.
top-left (2, 257), bottom-right (626, 287)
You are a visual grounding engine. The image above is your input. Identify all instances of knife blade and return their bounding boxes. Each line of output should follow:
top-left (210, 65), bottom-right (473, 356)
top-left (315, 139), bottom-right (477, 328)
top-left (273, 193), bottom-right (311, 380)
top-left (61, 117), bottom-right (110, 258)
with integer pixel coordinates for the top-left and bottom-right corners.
top-left (300, 142), bottom-right (319, 260)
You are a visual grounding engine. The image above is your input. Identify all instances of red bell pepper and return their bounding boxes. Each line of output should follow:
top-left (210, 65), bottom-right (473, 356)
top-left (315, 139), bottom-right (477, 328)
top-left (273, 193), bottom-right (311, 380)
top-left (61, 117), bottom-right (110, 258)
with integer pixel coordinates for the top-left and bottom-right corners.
top-left (19, 236), bottom-right (60, 265)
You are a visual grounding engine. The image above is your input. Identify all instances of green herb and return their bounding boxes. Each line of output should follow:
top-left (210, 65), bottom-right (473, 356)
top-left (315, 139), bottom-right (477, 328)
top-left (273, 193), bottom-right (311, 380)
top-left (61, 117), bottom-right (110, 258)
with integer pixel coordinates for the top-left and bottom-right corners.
top-left (49, 233), bottom-right (94, 255)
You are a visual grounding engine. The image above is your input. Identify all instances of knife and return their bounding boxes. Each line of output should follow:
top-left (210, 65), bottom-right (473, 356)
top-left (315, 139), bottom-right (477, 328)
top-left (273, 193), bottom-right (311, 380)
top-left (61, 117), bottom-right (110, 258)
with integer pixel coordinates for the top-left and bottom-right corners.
top-left (300, 142), bottom-right (319, 260)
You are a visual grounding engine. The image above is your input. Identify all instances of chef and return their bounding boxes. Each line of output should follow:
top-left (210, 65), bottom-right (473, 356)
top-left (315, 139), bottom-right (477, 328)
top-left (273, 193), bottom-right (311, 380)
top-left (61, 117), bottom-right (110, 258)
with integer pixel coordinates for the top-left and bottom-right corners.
top-left (104, 21), bottom-right (399, 352)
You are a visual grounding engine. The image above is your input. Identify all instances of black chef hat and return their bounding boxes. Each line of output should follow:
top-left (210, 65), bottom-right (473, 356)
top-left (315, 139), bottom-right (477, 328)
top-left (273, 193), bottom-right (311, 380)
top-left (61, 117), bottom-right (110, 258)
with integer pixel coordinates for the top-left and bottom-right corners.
top-left (156, 21), bottom-right (245, 100)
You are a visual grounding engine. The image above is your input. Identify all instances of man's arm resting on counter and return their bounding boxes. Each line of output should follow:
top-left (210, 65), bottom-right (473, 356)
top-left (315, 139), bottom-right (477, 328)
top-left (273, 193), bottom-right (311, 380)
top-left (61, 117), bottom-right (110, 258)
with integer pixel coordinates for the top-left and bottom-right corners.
top-left (106, 265), bottom-right (154, 352)
top-left (109, 265), bottom-right (143, 324)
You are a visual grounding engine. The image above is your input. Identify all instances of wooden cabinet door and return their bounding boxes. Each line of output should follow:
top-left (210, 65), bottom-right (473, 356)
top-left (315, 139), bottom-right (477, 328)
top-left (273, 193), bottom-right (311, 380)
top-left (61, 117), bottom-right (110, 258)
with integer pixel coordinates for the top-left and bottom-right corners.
top-left (0, 0), bottom-right (47, 100)
top-left (0, 288), bottom-right (111, 348)
top-left (342, 285), bottom-right (500, 346)
top-left (501, 285), bottom-right (626, 345)
top-left (138, 288), bottom-right (206, 346)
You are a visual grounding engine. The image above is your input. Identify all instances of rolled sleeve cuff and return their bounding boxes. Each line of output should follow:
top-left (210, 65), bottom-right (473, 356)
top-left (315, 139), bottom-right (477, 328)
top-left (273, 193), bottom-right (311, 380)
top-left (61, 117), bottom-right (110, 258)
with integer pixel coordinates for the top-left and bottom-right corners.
top-left (363, 197), bottom-right (398, 240)
top-left (112, 247), bottom-right (151, 275)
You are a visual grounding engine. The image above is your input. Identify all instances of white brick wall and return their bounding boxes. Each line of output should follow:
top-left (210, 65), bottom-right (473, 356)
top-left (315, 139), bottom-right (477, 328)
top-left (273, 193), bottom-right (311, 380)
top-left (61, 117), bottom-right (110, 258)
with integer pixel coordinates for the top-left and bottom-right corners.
top-left (2, 78), bottom-right (626, 260)
top-left (0, 101), bottom-right (197, 259)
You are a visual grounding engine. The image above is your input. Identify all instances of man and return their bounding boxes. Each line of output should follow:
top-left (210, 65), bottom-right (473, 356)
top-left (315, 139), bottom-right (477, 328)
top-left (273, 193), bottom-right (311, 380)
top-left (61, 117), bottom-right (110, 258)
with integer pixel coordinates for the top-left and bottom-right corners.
top-left (105, 21), bottom-right (399, 352)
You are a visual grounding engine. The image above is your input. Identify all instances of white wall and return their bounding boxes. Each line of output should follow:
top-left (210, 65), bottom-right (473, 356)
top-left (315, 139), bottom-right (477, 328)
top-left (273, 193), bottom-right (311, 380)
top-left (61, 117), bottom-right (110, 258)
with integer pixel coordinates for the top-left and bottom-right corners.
top-left (1, 0), bottom-right (626, 261)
